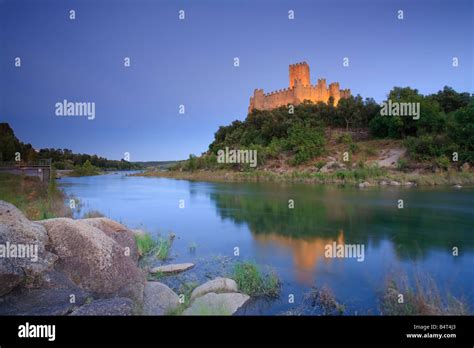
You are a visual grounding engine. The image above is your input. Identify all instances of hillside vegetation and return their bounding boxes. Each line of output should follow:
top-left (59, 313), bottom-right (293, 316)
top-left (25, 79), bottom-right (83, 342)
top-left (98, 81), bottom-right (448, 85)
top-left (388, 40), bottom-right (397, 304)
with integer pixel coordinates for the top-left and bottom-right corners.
top-left (162, 86), bottom-right (473, 180)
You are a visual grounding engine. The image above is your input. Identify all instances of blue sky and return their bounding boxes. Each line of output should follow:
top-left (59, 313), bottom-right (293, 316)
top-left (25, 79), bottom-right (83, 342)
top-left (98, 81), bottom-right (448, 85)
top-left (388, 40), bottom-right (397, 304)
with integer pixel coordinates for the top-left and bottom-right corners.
top-left (0, 0), bottom-right (472, 161)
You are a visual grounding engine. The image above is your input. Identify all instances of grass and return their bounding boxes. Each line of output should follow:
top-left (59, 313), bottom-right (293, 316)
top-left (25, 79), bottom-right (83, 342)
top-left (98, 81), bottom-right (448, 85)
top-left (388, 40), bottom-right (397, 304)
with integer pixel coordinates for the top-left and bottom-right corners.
top-left (0, 172), bottom-right (71, 220)
top-left (148, 271), bottom-right (165, 281)
top-left (134, 231), bottom-right (175, 260)
top-left (380, 270), bottom-right (470, 315)
top-left (165, 281), bottom-right (199, 315)
top-left (83, 210), bottom-right (105, 218)
top-left (154, 234), bottom-right (175, 260)
top-left (134, 232), bottom-right (157, 257)
top-left (232, 262), bottom-right (280, 297)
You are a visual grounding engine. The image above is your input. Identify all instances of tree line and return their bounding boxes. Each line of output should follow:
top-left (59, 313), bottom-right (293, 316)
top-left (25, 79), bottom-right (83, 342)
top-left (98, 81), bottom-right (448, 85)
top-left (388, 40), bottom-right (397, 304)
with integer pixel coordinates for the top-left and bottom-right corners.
top-left (204, 86), bottom-right (473, 167)
top-left (0, 123), bottom-right (141, 170)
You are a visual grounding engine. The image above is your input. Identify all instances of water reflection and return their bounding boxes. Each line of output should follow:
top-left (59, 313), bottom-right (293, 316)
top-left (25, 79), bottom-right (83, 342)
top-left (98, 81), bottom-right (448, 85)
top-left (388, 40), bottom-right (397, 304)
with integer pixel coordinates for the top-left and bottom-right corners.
top-left (209, 183), bottom-right (474, 261)
top-left (253, 230), bottom-right (345, 285)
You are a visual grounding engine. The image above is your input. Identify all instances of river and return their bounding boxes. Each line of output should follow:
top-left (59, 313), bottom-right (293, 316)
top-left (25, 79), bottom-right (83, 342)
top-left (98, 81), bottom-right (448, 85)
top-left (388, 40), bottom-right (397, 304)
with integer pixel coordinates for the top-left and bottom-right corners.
top-left (58, 172), bottom-right (474, 315)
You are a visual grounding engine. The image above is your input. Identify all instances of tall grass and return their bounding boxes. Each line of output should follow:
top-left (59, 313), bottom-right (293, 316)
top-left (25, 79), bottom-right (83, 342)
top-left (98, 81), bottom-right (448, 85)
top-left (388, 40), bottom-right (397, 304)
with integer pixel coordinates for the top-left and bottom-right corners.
top-left (380, 270), bottom-right (469, 315)
top-left (232, 262), bottom-right (280, 297)
top-left (134, 232), bottom-right (175, 260)
top-left (154, 235), bottom-right (174, 260)
top-left (0, 172), bottom-right (71, 220)
top-left (135, 233), bottom-right (157, 257)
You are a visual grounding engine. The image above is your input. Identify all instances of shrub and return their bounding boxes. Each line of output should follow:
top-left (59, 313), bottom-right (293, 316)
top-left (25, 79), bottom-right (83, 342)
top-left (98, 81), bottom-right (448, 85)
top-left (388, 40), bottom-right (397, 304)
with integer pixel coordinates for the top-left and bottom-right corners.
top-left (364, 145), bottom-right (377, 156)
top-left (72, 160), bottom-right (99, 176)
top-left (397, 159), bottom-right (408, 171)
top-left (337, 133), bottom-right (353, 144)
top-left (286, 123), bottom-right (326, 165)
top-left (436, 155), bottom-right (451, 170)
top-left (349, 142), bottom-right (359, 154)
top-left (405, 135), bottom-right (442, 160)
top-left (447, 103), bottom-right (474, 163)
top-left (335, 170), bottom-right (352, 180)
top-left (315, 160), bottom-right (326, 170)
top-left (232, 262), bottom-right (280, 297)
top-left (185, 154), bottom-right (198, 171)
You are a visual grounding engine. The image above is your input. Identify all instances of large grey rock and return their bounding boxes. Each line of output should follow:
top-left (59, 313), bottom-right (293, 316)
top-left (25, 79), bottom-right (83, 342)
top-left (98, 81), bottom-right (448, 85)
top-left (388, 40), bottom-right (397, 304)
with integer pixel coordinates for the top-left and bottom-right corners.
top-left (0, 270), bottom-right (89, 315)
top-left (190, 277), bottom-right (238, 302)
top-left (0, 201), bottom-right (57, 296)
top-left (37, 218), bottom-right (145, 304)
top-left (358, 182), bottom-right (370, 188)
top-left (81, 218), bottom-right (140, 262)
top-left (150, 263), bottom-right (194, 274)
top-left (71, 297), bottom-right (134, 316)
top-left (183, 292), bottom-right (250, 316)
top-left (143, 281), bottom-right (179, 315)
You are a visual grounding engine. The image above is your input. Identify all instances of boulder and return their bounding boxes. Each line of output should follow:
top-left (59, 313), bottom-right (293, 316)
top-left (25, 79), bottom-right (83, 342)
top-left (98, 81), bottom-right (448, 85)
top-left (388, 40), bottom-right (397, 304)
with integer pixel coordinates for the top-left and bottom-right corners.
top-left (358, 182), bottom-right (370, 188)
top-left (143, 281), bottom-right (179, 315)
top-left (0, 201), bottom-right (57, 296)
top-left (190, 277), bottom-right (238, 302)
top-left (81, 218), bottom-right (140, 262)
top-left (183, 292), bottom-right (250, 316)
top-left (0, 270), bottom-right (90, 315)
top-left (71, 297), bottom-right (134, 316)
top-left (150, 263), bottom-right (194, 274)
top-left (37, 218), bottom-right (145, 304)
top-left (390, 181), bottom-right (401, 186)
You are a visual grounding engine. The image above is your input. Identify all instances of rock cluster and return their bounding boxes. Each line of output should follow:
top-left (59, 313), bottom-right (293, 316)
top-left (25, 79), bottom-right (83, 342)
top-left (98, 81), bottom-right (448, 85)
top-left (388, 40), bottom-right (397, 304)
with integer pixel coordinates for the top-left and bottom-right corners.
top-left (0, 200), bottom-right (251, 316)
top-left (0, 200), bottom-right (145, 315)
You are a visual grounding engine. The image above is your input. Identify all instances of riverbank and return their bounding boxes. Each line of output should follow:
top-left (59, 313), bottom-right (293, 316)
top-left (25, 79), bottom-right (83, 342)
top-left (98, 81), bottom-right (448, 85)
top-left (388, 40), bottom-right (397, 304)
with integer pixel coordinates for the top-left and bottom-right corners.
top-left (0, 173), bottom-right (71, 220)
top-left (134, 168), bottom-right (474, 187)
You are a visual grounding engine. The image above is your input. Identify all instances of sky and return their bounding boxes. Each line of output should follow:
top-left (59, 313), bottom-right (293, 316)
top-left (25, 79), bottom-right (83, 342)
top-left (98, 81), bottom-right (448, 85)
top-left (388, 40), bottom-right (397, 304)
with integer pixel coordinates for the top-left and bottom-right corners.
top-left (0, 0), bottom-right (472, 161)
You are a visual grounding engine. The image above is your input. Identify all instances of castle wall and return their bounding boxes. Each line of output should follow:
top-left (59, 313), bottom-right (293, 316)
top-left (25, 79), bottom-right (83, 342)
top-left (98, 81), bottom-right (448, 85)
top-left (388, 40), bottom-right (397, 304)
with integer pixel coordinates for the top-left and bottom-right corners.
top-left (263, 88), bottom-right (294, 110)
top-left (248, 62), bottom-right (351, 112)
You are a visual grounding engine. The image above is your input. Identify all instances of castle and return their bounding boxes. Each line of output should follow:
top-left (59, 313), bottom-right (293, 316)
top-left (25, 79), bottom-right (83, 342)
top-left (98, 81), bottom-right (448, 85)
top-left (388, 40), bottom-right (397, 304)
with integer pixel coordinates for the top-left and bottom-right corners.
top-left (248, 62), bottom-right (351, 113)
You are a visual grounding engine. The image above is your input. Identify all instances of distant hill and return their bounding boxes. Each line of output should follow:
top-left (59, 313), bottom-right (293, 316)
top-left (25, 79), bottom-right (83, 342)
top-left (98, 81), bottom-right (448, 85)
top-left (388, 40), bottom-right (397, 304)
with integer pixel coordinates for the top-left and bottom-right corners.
top-left (133, 161), bottom-right (183, 169)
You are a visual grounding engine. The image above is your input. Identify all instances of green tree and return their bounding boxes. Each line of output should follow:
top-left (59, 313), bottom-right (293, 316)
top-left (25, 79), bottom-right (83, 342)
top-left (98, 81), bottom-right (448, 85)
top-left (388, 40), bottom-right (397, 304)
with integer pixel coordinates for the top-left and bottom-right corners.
top-left (447, 102), bottom-right (474, 163)
top-left (429, 86), bottom-right (471, 114)
top-left (284, 122), bottom-right (326, 165)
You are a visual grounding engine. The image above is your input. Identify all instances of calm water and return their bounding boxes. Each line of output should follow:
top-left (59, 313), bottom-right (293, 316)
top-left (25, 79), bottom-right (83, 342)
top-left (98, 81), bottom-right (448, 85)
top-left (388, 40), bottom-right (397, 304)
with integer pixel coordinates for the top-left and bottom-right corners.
top-left (59, 172), bottom-right (474, 315)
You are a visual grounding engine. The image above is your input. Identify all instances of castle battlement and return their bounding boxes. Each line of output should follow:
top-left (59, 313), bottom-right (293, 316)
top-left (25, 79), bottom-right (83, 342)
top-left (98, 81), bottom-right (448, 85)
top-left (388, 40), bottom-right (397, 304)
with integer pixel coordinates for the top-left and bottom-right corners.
top-left (249, 62), bottom-right (350, 113)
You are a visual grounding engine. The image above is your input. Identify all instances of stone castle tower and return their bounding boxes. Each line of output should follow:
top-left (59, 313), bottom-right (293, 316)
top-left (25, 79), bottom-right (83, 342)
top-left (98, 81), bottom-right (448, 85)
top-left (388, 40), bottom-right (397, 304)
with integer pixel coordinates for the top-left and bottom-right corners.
top-left (249, 62), bottom-right (350, 113)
